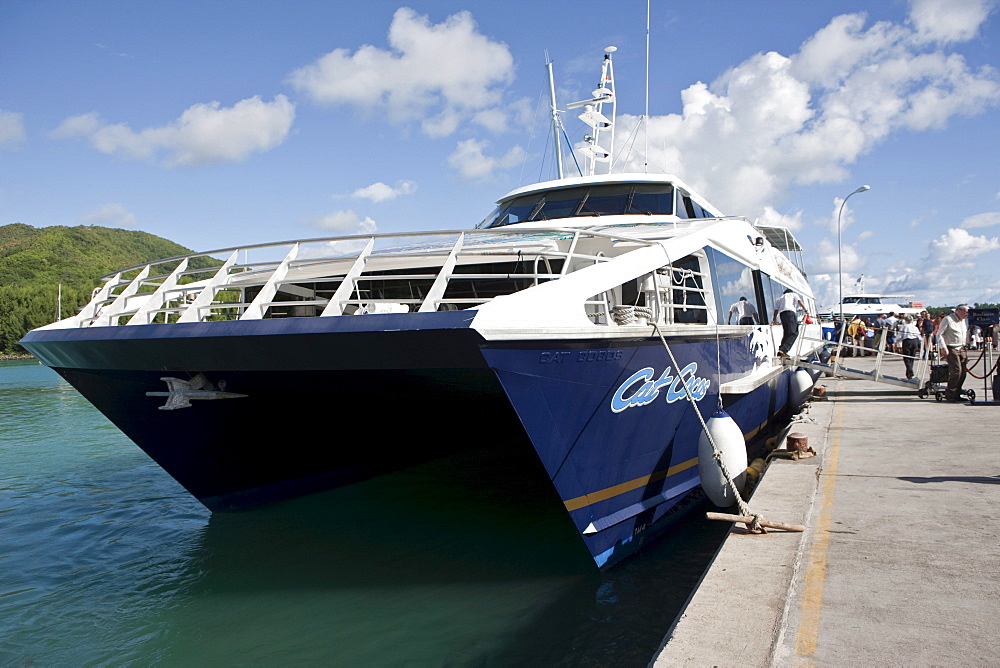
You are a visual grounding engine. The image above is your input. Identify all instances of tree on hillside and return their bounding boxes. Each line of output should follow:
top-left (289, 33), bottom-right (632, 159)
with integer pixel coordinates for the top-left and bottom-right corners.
top-left (0, 223), bottom-right (211, 355)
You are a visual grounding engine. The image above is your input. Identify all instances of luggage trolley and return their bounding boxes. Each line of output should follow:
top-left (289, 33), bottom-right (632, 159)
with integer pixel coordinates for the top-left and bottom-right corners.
top-left (918, 363), bottom-right (976, 402)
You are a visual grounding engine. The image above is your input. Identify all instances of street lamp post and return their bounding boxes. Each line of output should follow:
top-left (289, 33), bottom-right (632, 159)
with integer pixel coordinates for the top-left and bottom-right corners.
top-left (837, 185), bottom-right (871, 324)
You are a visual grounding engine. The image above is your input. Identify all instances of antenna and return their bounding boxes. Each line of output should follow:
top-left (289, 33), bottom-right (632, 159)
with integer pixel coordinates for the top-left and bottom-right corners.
top-left (546, 56), bottom-right (564, 180)
top-left (645, 0), bottom-right (650, 173)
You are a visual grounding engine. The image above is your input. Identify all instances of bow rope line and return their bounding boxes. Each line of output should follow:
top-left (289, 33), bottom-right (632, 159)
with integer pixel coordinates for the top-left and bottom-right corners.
top-left (652, 323), bottom-right (763, 533)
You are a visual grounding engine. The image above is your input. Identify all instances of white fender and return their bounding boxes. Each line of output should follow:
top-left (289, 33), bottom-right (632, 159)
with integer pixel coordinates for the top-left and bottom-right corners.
top-left (806, 360), bottom-right (823, 382)
top-left (790, 368), bottom-right (814, 408)
top-left (697, 410), bottom-right (748, 507)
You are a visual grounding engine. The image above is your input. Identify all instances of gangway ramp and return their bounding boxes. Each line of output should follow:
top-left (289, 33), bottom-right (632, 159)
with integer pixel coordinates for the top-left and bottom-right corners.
top-left (789, 326), bottom-right (927, 392)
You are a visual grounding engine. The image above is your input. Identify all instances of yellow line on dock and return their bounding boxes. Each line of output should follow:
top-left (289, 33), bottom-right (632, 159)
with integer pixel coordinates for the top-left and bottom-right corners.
top-left (794, 394), bottom-right (845, 658)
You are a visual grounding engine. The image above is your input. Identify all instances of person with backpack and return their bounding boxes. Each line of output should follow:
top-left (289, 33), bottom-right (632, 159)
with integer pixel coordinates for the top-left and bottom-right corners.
top-left (847, 315), bottom-right (865, 357)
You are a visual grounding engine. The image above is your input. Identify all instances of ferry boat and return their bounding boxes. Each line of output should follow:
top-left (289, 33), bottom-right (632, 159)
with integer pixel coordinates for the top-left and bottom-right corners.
top-left (21, 49), bottom-right (822, 568)
top-left (822, 293), bottom-right (923, 320)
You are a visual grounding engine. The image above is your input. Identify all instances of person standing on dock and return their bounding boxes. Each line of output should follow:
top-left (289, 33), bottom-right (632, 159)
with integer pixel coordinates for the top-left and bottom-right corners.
top-left (920, 310), bottom-right (934, 358)
top-left (772, 288), bottom-right (808, 359)
top-left (847, 315), bottom-right (865, 357)
top-left (898, 315), bottom-right (921, 379)
top-left (937, 304), bottom-right (970, 402)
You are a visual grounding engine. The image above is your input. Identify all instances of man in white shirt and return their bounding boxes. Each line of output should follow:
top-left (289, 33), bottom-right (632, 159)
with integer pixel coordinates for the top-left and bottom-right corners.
top-left (937, 304), bottom-right (970, 402)
top-left (771, 288), bottom-right (809, 358)
top-left (898, 315), bottom-right (921, 379)
top-left (728, 297), bottom-right (758, 325)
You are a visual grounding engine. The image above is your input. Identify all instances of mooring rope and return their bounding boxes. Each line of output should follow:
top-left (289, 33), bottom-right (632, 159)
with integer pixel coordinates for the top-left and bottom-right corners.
top-left (652, 323), bottom-right (763, 532)
top-left (612, 305), bottom-right (653, 326)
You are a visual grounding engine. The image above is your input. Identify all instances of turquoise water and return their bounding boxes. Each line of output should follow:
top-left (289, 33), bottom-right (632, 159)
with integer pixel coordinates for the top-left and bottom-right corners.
top-left (0, 359), bottom-right (729, 665)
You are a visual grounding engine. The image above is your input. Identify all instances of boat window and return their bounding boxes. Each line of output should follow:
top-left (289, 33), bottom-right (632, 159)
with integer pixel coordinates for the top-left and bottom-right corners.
top-left (692, 202), bottom-right (711, 218)
top-left (602, 253), bottom-right (709, 326)
top-left (843, 296), bottom-right (861, 304)
top-left (579, 184), bottom-right (631, 216)
top-left (758, 274), bottom-right (809, 320)
top-left (481, 183), bottom-right (677, 228)
top-left (534, 187), bottom-right (588, 220)
top-left (476, 206), bottom-right (501, 229)
top-left (669, 255), bottom-right (708, 324)
top-left (707, 248), bottom-right (757, 325)
top-left (755, 271), bottom-right (779, 319)
top-left (495, 195), bottom-right (543, 227)
top-left (678, 193), bottom-right (696, 218)
top-left (628, 185), bottom-right (674, 215)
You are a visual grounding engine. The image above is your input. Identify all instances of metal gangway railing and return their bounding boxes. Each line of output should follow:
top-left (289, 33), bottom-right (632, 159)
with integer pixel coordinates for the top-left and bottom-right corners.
top-left (789, 322), bottom-right (930, 391)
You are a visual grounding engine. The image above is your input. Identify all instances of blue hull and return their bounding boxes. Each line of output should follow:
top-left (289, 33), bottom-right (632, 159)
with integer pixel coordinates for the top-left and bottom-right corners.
top-left (22, 313), bottom-right (797, 569)
top-left (481, 338), bottom-right (790, 567)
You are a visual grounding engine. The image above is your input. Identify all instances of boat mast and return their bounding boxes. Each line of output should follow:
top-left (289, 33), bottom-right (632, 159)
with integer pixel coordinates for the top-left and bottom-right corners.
top-left (546, 59), bottom-right (564, 180)
top-left (604, 47), bottom-right (617, 172)
top-left (567, 47), bottom-right (616, 176)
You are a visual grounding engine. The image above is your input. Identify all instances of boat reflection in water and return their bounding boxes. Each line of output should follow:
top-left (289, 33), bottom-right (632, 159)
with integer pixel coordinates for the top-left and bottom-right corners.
top-left (159, 442), bottom-right (731, 665)
top-left (0, 360), bottom-right (731, 666)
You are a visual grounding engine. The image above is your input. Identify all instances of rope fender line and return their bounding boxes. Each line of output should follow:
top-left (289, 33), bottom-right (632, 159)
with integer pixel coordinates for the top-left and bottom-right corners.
top-left (651, 323), bottom-right (766, 534)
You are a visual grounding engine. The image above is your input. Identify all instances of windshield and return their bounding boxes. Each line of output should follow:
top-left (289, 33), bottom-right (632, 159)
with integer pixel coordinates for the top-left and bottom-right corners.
top-left (480, 183), bottom-right (678, 228)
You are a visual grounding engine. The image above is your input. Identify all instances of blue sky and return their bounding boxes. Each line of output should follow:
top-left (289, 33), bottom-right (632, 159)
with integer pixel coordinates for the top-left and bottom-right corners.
top-left (1, 0), bottom-right (998, 309)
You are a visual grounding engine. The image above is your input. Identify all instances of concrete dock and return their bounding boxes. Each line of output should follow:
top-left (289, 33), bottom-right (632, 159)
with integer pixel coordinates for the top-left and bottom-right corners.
top-left (653, 359), bottom-right (1000, 665)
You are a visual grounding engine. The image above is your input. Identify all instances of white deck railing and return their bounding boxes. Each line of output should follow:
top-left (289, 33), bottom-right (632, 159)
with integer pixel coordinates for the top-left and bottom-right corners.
top-left (62, 227), bottom-right (666, 328)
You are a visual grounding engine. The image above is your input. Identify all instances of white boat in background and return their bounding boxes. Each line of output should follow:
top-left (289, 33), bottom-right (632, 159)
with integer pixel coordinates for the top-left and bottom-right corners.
top-left (823, 293), bottom-right (923, 320)
top-left (21, 48), bottom-right (825, 569)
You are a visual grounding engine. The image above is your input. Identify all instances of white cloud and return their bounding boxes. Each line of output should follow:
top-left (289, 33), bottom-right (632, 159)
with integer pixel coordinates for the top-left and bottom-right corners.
top-left (825, 196), bottom-right (871, 236)
top-left (447, 138), bottom-right (526, 180)
top-left (288, 7), bottom-right (517, 137)
top-left (0, 110), bottom-right (27, 149)
top-left (908, 0), bottom-right (994, 44)
top-left (347, 180), bottom-right (417, 203)
top-left (308, 209), bottom-right (377, 234)
top-left (929, 227), bottom-right (1000, 263)
top-left (50, 95), bottom-right (295, 166)
top-left (608, 9), bottom-right (999, 220)
top-left (756, 205), bottom-right (804, 232)
top-left (810, 237), bottom-right (867, 274)
top-left (80, 203), bottom-right (137, 228)
top-left (50, 112), bottom-right (102, 139)
top-left (960, 211), bottom-right (1000, 228)
top-left (820, 227), bottom-right (1000, 307)
top-left (856, 230), bottom-right (875, 242)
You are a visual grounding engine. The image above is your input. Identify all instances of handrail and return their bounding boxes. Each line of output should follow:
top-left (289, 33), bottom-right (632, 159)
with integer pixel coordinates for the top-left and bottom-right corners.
top-left (792, 323), bottom-right (929, 388)
top-left (67, 224), bottom-right (741, 329)
top-left (74, 227), bottom-right (660, 326)
top-left (97, 226), bottom-right (656, 281)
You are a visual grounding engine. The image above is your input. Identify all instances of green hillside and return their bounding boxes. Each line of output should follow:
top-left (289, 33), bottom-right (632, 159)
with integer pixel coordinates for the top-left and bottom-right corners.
top-left (0, 223), bottom-right (214, 354)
